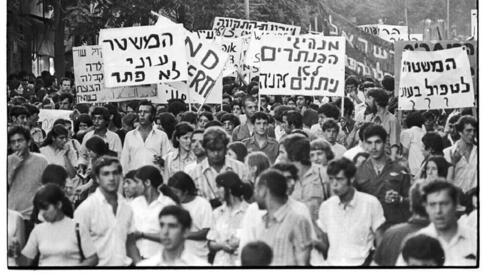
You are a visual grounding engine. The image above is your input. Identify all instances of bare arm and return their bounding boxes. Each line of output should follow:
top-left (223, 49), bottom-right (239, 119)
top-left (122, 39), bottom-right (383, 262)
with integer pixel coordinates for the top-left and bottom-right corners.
top-left (185, 228), bottom-right (210, 241)
top-left (79, 254), bottom-right (98, 266)
top-left (126, 234), bottom-right (141, 265)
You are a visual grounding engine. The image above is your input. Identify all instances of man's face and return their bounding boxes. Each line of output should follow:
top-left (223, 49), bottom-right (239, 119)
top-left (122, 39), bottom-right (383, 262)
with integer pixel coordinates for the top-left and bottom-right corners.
top-left (296, 96), bottom-right (305, 108)
top-left (9, 133), bottom-right (29, 154)
top-left (223, 120), bottom-right (235, 134)
top-left (13, 115), bottom-right (28, 126)
top-left (282, 115), bottom-right (292, 134)
top-left (138, 105), bottom-right (153, 126)
top-left (198, 115), bottom-right (210, 130)
top-left (159, 215), bottom-right (187, 251)
top-left (254, 119), bottom-right (268, 136)
top-left (459, 123), bottom-right (476, 144)
top-left (206, 145), bottom-right (227, 167)
top-left (345, 84), bottom-right (357, 96)
top-left (61, 80), bottom-right (71, 92)
top-left (424, 118), bottom-right (435, 132)
top-left (92, 114), bottom-right (107, 131)
top-left (232, 105), bottom-right (242, 117)
top-left (28, 113), bottom-right (39, 127)
top-left (243, 100), bottom-right (258, 119)
top-left (254, 184), bottom-right (267, 210)
top-left (59, 98), bottom-right (71, 110)
top-left (279, 171), bottom-right (296, 196)
top-left (365, 135), bottom-right (385, 160)
top-left (424, 189), bottom-right (457, 231)
top-left (324, 127), bottom-right (339, 144)
top-left (329, 170), bottom-right (351, 197)
top-left (191, 133), bottom-right (205, 157)
top-left (318, 114), bottom-right (329, 127)
top-left (310, 150), bottom-right (327, 166)
top-left (365, 95), bottom-right (374, 108)
top-left (276, 144), bottom-right (289, 164)
top-left (96, 163), bottom-right (121, 194)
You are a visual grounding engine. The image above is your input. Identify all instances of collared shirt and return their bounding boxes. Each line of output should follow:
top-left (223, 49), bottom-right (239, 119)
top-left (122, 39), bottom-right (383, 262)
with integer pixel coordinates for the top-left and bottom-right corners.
top-left (74, 188), bottom-right (136, 266)
top-left (443, 141), bottom-right (477, 193)
top-left (396, 223), bottom-right (477, 266)
top-left (207, 201), bottom-right (249, 266)
top-left (163, 150), bottom-right (196, 182)
top-left (291, 164), bottom-right (329, 220)
top-left (187, 157), bottom-right (249, 200)
top-left (256, 202), bottom-right (313, 266)
top-left (317, 189), bottom-right (385, 266)
top-left (181, 197), bottom-right (213, 261)
top-left (355, 158), bottom-right (411, 225)
top-left (130, 194), bottom-right (176, 259)
top-left (40, 144), bottom-right (77, 169)
top-left (343, 142), bottom-right (365, 161)
top-left (242, 135), bottom-right (279, 163)
top-left (232, 123), bottom-right (275, 142)
top-left (120, 127), bottom-right (172, 173)
top-left (400, 126), bottom-right (425, 176)
top-left (137, 248), bottom-right (209, 266)
top-left (368, 109), bottom-right (401, 151)
top-left (79, 129), bottom-right (122, 166)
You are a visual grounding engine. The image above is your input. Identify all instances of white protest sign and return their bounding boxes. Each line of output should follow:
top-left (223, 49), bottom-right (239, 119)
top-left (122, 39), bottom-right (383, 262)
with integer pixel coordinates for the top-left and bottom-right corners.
top-left (196, 30), bottom-right (216, 40)
top-left (157, 76), bottom-right (223, 104)
top-left (358, 24), bottom-right (409, 42)
top-left (99, 25), bottom-right (187, 87)
top-left (212, 17), bottom-right (300, 38)
top-left (215, 36), bottom-right (246, 76)
top-left (398, 47), bottom-right (475, 110)
top-left (39, 109), bottom-right (73, 132)
top-left (251, 35), bottom-right (345, 96)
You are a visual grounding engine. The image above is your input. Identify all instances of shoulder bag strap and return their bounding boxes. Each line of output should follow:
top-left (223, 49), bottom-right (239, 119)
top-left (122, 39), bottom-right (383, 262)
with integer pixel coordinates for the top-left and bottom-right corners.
top-left (75, 223), bottom-right (86, 262)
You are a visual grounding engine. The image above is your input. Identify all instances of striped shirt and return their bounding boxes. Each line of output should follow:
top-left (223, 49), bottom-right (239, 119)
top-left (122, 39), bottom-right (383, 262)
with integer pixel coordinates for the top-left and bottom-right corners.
top-left (186, 157), bottom-right (249, 200)
top-left (163, 150), bottom-right (196, 182)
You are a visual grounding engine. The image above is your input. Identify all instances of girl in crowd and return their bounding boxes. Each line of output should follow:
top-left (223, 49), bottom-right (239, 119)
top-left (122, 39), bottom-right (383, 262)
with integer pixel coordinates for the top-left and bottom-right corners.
top-left (40, 125), bottom-right (77, 178)
top-left (208, 171), bottom-right (250, 266)
top-left (163, 122), bottom-right (196, 182)
top-left (197, 112), bottom-right (214, 130)
top-left (227, 142), bottom-right (248, 163)
top-left (309, 138), bottom-right (335, 167)
top-left (13, 184), bottom-right (98, 266)
top-left (167, 172), bottom-right (213, 262)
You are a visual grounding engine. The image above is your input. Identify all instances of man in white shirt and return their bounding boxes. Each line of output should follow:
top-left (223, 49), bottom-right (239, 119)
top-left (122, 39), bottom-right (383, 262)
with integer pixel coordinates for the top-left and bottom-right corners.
top-left (317, 158), bottom-right (385, 266)
top-left (74, 156), bottom-right (140, 266)
top-left (137, 206), bottom-right (208, 266)
top-left (120, 100), bottom-right (172, 174)
top-left (322, 119), bottom-right (346, 158)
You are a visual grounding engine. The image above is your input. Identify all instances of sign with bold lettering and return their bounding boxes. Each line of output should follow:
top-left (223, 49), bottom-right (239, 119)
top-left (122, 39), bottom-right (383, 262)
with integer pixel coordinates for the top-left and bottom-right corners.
top-left (398, 47), bottom-right (474, 110)
top-left (251, 35), bottom-right (345, 96)
top-left (358, 25), bottom-right (409, 42)
top-left (212, 17), bottom-right (300, 38)
top-left (157, 76), bottom-right (223, 104)
top-left (196, 30), bottom-right (216, 40)
top-left (39, 109), bottom-right (73, 132)
top-left (100, 25), bottom-right (187, 87)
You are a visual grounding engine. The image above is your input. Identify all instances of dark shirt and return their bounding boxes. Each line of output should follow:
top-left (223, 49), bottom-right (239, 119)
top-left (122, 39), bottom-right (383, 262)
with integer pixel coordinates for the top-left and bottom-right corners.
top-left (374, 217), bottom-right (431, 266)
top-left (242, 135), bottom-right (279, 163)
top-left (354, 158), bottom-right (411, 226)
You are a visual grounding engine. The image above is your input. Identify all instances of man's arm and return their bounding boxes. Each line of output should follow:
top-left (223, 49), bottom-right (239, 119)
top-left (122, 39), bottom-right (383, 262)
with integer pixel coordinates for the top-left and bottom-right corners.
top-left (185, 228), bottom-right (210, 241)
top-left (292, 217), bottom-right (313, 265)
top-left (126, 233), bottom-right (141, 264)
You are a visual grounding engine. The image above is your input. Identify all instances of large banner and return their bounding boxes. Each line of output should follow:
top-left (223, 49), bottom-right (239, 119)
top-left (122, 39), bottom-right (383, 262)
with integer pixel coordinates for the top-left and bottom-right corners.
top-left (398, 47), bottom-right (474, 110)
top-left (358, 25), bottom-right (409, 42)
top-left (321, 4), bottom-right (394, 81)
top-left (99, 25), bottom-right (187, 87)
top-left (394, 40), bottom-right (477, 96)
top-left (39, 109), bottom-right (73, 132)
top-left (212, 17), bottom-right (300, 38)
top-left (251, 35), bottom-right (345, 96)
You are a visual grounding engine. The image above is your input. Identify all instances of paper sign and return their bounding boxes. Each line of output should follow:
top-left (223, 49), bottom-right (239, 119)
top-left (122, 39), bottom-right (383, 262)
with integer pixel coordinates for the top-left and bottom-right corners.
top-left (99, 25), bottom-right (187, 87)
top-left (157, 76), bottom-right (223, 105)
top-left (398, 47), bottom-right (474, 110)
top-left (39, 109), bottom-right (73, 132)
top-left (212, 17), bottom-right (300, 38)
top-left (358, 25), bottom-right (409, 42)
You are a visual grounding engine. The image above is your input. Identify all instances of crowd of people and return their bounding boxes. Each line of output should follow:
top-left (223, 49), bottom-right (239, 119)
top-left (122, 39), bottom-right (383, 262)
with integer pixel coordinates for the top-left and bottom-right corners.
top-left (7, 70), bottom-right (478, 267)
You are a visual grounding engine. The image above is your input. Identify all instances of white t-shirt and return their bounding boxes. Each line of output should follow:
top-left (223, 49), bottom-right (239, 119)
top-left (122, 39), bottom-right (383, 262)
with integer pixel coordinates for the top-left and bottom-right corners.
top-left (400, 126), bottom-right (425, 176)
top-left (182, 196), bottom-right (213, 261)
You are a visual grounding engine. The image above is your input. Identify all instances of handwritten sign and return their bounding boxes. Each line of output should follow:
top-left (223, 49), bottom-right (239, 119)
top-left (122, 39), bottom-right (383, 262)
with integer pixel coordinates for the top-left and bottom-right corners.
top-left (100, 25), bottom-right (187, 87)
top-left (250, 35), bottom-right (345, 96)
top-left (157, 76), bottom-right (223, 104)
top-left (398, 47), bottom-right (474, 110)
top-left (196, 30), bottom-right (216, 40)
top-left (358, 25), bottom-right (409, 42)
top-left (212, 17), bottom-right (300, 38)
top-left (39, 109), bottom-right (73, 132)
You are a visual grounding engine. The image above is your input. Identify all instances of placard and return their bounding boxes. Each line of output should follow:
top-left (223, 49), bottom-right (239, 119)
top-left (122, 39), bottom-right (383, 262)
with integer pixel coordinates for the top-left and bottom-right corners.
top-left (38, 109), bottom-right (73, 132)
top-left (212, 17), bottom-right (300, 38)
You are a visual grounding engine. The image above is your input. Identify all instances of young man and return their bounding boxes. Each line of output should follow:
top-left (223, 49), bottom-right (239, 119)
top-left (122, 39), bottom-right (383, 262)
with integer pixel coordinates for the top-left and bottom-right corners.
top-left (74, 156), bottom-right (141, 266)
top-left (355, 125), bottom-right (411, 228)
top-left (343, 122), bottom-right (373, 161)
top-left (322, 119), bottom-right (347, 159)
top-left (310, 103), bottom-right (346, 144)
top-left (400, 234), bottom-right (445, 266)
top-left (58, 93), bottom-right (74, 110)
top-left (8, 126), bottom-right (48, 221)
top-left (137, 206), bottom-right (208, 266)
top-left (9, 105), bottom-right (30, 128)
top-left (317, 158), bottom-right (385, 266)
top-left (184, 129), bottom-right (206, 172)
top-left (60, 77), bottom-right (73, 94)
top-left (232, 96), bottom-right (274, 141)
top-left (120, 100), bottom-right (172, 174)
top-left (242, 112), bottom-right (279, 163)
top-left (253, 169), bottom-right (313, 266)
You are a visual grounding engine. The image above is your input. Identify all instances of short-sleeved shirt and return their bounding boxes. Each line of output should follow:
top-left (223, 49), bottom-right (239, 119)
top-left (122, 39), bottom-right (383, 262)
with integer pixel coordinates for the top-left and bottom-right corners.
top-left (443, 141), bottom-right (477, 193)
top-left (74, 188), bottom-right (136, 266)
top-left (291, 164), bottom-right (329, 220)
top-left (40, 145), bottom-right (77, 169)
top-left (163, 150), bottom-right (196, 182)
top-left (22, 217), bottom-right (96, 266)
top-left (79, 129), bottom-right (122, 166)
top-left (400, 126), bottom-right (425, 176)
top-left (242, 135), bottom-right (279, 163)
top-left (317, 189), bottom-right (385, 266)
top-left (181, 197), bottom-right (214, 261)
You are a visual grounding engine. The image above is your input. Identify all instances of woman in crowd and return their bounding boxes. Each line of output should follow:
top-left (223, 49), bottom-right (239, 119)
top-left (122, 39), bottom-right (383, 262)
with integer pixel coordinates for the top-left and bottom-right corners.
top-left (244, 151), bottom-right (270, 185)
top-left (420, 156), bottom-right (452, 182)
top-left (163, 122), bottom-right (196, 182)
top-left (309, 138), bottom-right (335, 167)
top-left (13, 184), bottom-right (98, 266)
top-left (208, 171), bottom-right (250, 266)
top-left (40, 125), bottom-right (77, 178)
top-left (220, 113), bottom-right (241, 136)
top-left (197, 112), bottom-right (214, 130)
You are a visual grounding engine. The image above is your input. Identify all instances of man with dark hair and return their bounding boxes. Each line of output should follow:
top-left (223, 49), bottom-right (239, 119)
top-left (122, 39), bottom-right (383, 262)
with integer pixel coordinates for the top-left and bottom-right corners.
top-left (343, 122), bottom-right (373, 161)
top-left (381, 75), bottom-right (397, 114)
top-left (220, 113), bottom-right (241, 136)
top-left (252, 169), bottom-right (312, 265)
top-left (374, 182), bottom-right (430, 266)
top-left (120, 100), bottom-right (171, 174)
top-left (345, 75), bottom-right (362, 105)
top-left (311, 103), bottom-right (346, 144)
top-left (232, 96), bottom-right (275, 141)
top-left (8, 126), bottom-right (48, 221)
top-left (284, 110), bottom-right (304, 135)
top-left (295, 95), bottom-right (311, 113)
top-left (355, 125), bottom-right (411, 227)
top-left (184, 129), bottom-right (206, 172)
top-left (9, 105), bottom-right (29, 127)
top-left (75, 156), bottom-right (141, 266)
top-left (241, 241), bottom-right (273, 266)
top-left (167, 99), bottom-right (187, 119)
top-left (317, 158), bottom-right (385, 266)
top-left (401, 234), bottom-right (445, 266)
top-left (60, 77), bottom-right (73, 93)
top-left (322, 119), bottom-right (346, 158)
top-left (444, 115), bottom-right (477, 193)
top-left (58, 93), bottom-right (74, 110)
top-left (396, 180), bottom-right (476, 266)
top-left (365, 88), bottom-right (401, 159)
top-left (22, 103), bottom-right (40, 129)
top-left (243, 112), bottom-right (279, 163)
top-left (187, 127), bottom-right (248, 201)
top-left (442, 112), bottom-right (461, 148)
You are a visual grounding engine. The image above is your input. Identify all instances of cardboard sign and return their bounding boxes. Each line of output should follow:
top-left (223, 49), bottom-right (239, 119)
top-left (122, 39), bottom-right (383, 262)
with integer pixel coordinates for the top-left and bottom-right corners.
top-left (358, 24), bottom-right (409, 42)
top-left (251, 35), bottom-right (345, 96)
top-left (212, 17), bottom-right (300, 38)
top-left (99, 25), bottom-right (187, 87)
top-left (157, 76), bottom-right (223, 105)
top-left (39, 109), bottom-right (73, 132)
top-left (398, 47), bottom-right (474, 110)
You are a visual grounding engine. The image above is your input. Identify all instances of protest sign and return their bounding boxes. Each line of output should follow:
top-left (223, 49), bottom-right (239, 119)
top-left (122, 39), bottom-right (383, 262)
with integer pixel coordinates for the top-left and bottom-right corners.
top-left (196, 30), bottom-right (216, 40)
top-left (99, 25), bottom-right (187, 87)
top-left (215, 36), bottom-right (245, 76)
top-left (398, 47), bottom-right (474, 110)
top-left (212, 17), bottom-right (300, 38)
top-left (39, 109), bottom-right (73, 132)
top-left (394, 40), bottom-right (477, 96)
top-left (157, 75), bottom-right (223, 104)
top-left (321, 3), bottom-right (394, 82)
top-left (251, 35), bottom-right (345, 96)
top-left (358, 25), bottom-right (409, 42)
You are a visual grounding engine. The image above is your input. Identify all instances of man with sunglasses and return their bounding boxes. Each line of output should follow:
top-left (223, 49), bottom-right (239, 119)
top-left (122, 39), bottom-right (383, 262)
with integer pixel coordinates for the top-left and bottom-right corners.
top-left (74, 156), bottom-right (141, 266)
